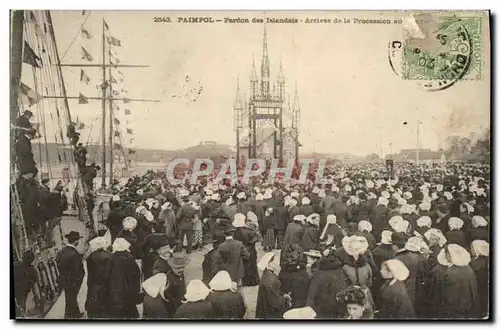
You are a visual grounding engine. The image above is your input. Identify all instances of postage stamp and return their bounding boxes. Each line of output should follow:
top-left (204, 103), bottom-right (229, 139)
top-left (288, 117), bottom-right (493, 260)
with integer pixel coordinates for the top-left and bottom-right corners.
top-left (11, 10), bottom-right (490, 321)
top-left (388, 12), bottom-right (485, 91)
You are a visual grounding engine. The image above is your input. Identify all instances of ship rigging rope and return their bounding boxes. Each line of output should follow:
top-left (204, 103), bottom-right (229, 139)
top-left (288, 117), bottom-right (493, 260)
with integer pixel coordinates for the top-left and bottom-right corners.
top-left (59, 11), bottom-right (91, 63)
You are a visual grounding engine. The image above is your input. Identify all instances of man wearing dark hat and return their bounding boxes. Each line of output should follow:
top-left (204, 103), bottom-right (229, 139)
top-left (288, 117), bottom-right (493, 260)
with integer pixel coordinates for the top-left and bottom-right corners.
top-left (218, 225), bottom-right (250, 288)
top-left (56, 231), bottom-right (85, 319)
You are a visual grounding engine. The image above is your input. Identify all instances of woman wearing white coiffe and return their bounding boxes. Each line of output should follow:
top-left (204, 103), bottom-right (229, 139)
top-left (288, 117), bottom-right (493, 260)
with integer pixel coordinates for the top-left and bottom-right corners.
top-left (470, 240), bottom-right (489, 318)
top-left (466, 215), bottom-right (489, 245)
top-left (141, 273), bottom-right (169, 319)
top-left (108, 238), bottom-right (143, 319)
top-left (174, 280), bottom-right (215, 319)
top-left (444, 217), bottom-right (466, 248)
top-left (378, 259), bottom-right (415, 319)
top-left (206, 271), bottom-right (247, 319)
top-left (337, 235), bottom-right (375, 309)
top-left (233, 213), bottom-right (260, 287)
top-left (256, 252), bottom-right (292, 319)
top-left (428, 244), bottom-right (479, 319)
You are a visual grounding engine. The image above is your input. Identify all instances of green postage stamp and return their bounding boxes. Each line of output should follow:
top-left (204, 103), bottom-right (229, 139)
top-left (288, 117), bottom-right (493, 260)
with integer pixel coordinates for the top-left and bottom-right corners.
top-left (388, 12), bottom-right (485, 91)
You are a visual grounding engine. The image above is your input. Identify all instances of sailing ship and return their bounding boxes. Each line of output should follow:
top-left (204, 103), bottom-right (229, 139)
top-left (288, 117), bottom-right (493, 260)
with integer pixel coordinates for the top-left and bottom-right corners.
top-left (10, 10), bottom-right (158, 317)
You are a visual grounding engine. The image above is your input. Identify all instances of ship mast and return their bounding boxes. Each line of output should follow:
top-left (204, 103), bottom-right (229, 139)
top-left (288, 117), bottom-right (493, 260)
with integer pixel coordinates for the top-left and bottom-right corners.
top-left (101, 19), bottom-right (107, 188)
top-left (44, 16), bottom-right (160, 192)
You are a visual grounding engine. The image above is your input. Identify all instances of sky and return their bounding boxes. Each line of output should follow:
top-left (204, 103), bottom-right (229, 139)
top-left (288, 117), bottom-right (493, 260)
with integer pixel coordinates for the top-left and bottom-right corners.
top-left (25, 10), bottom-right (490, 156)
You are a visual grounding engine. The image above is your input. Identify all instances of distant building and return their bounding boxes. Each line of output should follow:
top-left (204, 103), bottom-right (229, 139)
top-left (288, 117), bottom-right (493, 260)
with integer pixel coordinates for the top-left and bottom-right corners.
top-left (386, 148), bottom-right (446, 164)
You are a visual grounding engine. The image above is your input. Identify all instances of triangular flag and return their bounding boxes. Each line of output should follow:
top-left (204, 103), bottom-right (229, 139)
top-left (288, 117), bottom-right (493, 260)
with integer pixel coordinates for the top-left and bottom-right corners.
top-left (114, 130), bottom-right (120, 137)
top-left (119, 78), bottom-right (125, 83)
top-left (118, 70), bottom-right (124, 76)
top-left (81, 28), bottom-right (92, 39)
top-left (104, 20), bottom-right (109, 30)
top-left (110, 77), bottom-right (118, 84)
top-left (112, 90), bottom-right (119, 96)
top-left (19, 82), bottom-right (42, 106)
top-left (78, 93), bottom-right (89, 104)
top-left (75, 117), bottom-right (85, 130)
top-left (123, 98), bottom-right (130, 104)
top-left (81, 46), bottom-right (93, 61)
top-left (80, 69), bottom-right (91, 84)
top-left (124, 109), bottom-right (131, 115)
top-left (107, 36), bottom-right (121, 46)
top-left (110, 57), bottom-right (120, 65)
top-left (128, 149), bottom-right (136, 155)
top-left (82, 10), bottom-right (86, 16)
top-left (126, 128), bottom-right (133, 134)
top-left (23, 42), bottom-right (42, 68)
top-left (114, 118), bottom-right (120, 125)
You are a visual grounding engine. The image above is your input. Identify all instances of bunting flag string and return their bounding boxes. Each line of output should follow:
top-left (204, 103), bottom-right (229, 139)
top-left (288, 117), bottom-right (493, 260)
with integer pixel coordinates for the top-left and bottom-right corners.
top-left (80, 69), bottom-right (91, 84)
top-left (81, 46), bottom-right (93, 61)
top-left (23, 41), bottom-right (43, 68)
top-left (114, 118), bottom-right (120, 125)
top-left (110, 57), bottom-right (121, 65)
top-left (113, 103), bottom-right (120, 111)
top-left (18, 82), bottom-right (43, 106)
top-left (78, 93), bottom-right (89, 104)
top-left (126, 128), bottom-right (133, 134)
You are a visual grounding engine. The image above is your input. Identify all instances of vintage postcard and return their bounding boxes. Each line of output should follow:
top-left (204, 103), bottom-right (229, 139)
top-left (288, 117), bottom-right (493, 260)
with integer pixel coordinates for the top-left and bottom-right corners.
top-left (10, 10), bottom-right (490, 320)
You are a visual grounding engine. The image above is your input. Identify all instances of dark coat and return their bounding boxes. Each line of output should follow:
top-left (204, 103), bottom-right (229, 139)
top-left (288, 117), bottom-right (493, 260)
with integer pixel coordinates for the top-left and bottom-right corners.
top-left (108, 250), bottom-right (142, 319)
top-left (306, 258), bottom-right (349, 319)
top-left (106, 208), bottom-right (127, 242)
top-left (372, 244), bottom-right (396, 269)
top-left (163, 270), bottom-right (186, 317)
top-left (176, 204), bottom-right (198, 231)
top-left (394, 249), bottom-right (426, 305)
top-left (466, 227), bottom-right (489, 246)
top-left (151, 256), bottom-right (171, 275)
top-left (288, 205), bottom-right (300, 220)
top-left (234, 227), bottom-right (260, 286)
top-left (378, 280), bottom-right (415, 319)
top-left (255, 269), bottom-right (290, 319)
top-left (206, 290), bottom-right (246, 319)
top-left (236, 201), bottom-right (251, 216)
top-left (202, 248), bottom-right (223, 285)
top-left (360, 231), bottom-right (377, 251)
top-left (85, 249), bottom-right (113, 318)
top-left (274, 206), bottom-right (289, 231)
top-left (278, 266), bottom-right (311, 308)
top-left (436, 265), bottom-right (479, 319)
top-left (299, 204), bottom-right (314, 217)
top-left (174, 300), bottom-right (215, 319)
top-left (283, 222), bottom-right (305, 246)
top-left (300, 224), bottom-right (320, 251)
top-left (333, 201), bottom-right (349, 228)
top-left (470, 256), bottom-right (489, 318)
top-left (56, 246), bottom-right (85, 291)
top-left (372, 205), bottom-right (389, 238)
top-left (218, 238), bottom-right (250, 281)
top-left (445, 230), bottom-right (467, 248)
top-left (142, 294), bottom-right (169, 319)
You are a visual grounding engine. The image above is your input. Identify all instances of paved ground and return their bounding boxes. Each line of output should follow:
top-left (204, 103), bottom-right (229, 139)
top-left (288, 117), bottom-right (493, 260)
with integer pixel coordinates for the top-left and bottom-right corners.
top-left (45, 233), bottom-right (276, 319)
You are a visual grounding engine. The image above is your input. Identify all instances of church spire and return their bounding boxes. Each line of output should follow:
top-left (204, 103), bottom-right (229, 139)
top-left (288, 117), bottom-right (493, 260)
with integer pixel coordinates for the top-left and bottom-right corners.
top-left (234, 75), bottom-right (242, 109)
top-left (260, 24), bottom-right (270, 97)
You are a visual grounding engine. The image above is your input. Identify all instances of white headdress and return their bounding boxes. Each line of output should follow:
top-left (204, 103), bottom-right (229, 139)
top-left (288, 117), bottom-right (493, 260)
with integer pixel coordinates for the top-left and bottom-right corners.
top-left (448, 217), bottom-right (464, 230)
top-left (385, 259), bottom-right (410, 281)
top-left (358, 220), bottom-right (372, 233)
top-left (184, 280), bottom-right (210, 302)
top-left (471, 240), bottom-right (489, 258)
top-left (112, 238), bottom-right (131, 253)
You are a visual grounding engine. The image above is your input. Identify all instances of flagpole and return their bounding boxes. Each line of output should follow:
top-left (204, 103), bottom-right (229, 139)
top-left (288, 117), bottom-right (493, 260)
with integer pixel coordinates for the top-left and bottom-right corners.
top-left (101, 18), bottom-right (107, 190)
top-left (109, 60), bottom-right (114, 186)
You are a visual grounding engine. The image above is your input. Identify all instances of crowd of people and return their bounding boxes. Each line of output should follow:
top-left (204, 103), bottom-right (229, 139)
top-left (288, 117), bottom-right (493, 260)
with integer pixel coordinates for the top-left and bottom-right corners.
top-left (52, 160), bottom-right (490, 320)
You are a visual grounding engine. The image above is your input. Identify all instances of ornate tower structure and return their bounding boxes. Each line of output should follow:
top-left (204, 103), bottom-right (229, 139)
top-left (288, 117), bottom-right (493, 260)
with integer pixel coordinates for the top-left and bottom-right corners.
top-left (233, 26), bottom-right (301, 165)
